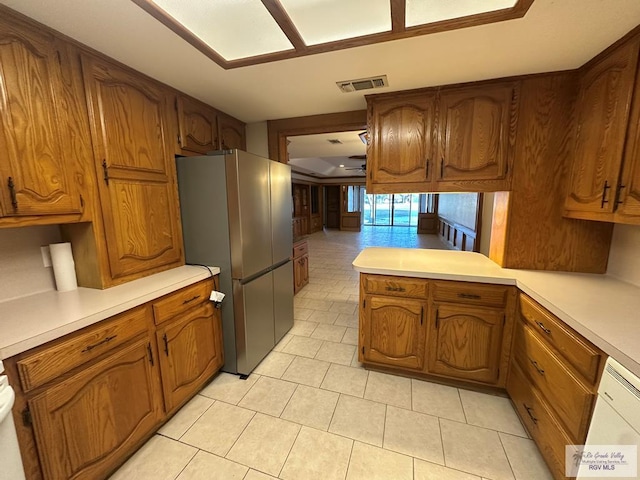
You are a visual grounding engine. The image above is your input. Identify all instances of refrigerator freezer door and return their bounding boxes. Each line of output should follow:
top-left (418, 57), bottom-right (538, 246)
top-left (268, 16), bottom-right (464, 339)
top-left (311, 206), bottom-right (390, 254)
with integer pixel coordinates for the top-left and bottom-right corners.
top-left (227, 151), bottom-right (272, 280)
top-left (233, 273), bottom-right (275, 375)
top-left (273, 260), bottom-right (294, 343)
top-left (270, 161), bottom-right (293, 264)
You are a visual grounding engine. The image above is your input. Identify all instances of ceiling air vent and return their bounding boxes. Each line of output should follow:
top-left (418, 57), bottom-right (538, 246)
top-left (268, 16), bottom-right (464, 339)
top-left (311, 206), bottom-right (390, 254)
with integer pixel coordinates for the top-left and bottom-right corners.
top-left (336, 75), bottom-right (388, 93)
top-left (327, 139), bottom-right (342, 144)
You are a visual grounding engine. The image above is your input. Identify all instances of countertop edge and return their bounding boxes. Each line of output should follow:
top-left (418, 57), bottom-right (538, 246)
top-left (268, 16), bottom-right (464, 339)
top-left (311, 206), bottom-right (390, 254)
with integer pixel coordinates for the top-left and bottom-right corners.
top-left (0, 265), bottom-right (220, 360)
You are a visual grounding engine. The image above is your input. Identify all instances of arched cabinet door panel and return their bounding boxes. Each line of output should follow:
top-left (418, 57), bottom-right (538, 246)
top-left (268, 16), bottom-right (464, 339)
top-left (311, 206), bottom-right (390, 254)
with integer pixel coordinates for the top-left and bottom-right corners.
top-left (367, 93), bottom-right (435, 193)
top-left (427, 303), bottom-right (505, 384)
top-left (0, 19), bottom-right (83, 217)
top-left (437, 83), bottom-right (518, 184)
top-left (361, 294), bottom-right (428, 370)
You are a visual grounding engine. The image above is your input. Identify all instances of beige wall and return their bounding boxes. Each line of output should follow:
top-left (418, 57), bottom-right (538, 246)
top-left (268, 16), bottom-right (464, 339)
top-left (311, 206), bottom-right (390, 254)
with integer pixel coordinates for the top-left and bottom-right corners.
top-left (480, 193), bottom-right (495, 256)
top-left (0, 225), bottom-right (61, 302)
top-left (245, 121), bottom-right (269, 158)
top-left (607, 224), bottom-right (640, 287)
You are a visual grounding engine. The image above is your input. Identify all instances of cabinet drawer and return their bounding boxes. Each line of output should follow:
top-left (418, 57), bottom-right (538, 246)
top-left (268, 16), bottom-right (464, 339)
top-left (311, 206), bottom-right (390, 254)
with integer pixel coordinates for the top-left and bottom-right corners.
top-left (17, 305), bottom-right (149, 392)
top-left (152, 279), bottom-right (213, 325)
top-left (508, 361), bottom-right (576, 480)
top-left (432, 281), bottom-right (509, 307)
top-left (520, 294), bottom-right (603, 384)
top-left (293, 241), bottom-right (308, 258)
top-left (363, 275), bottom-right (428, 298)
top-left (514, 323), bottom-right (594, 441)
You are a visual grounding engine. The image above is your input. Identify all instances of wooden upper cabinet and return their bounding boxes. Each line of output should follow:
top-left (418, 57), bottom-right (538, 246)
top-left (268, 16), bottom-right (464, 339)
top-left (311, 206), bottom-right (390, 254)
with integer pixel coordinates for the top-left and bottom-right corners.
top-left (428, 303), bottom-right (505, 384)
top-left (565, 39), bottom-right (640, 216)
top-left (29, 337), bottom-right (163, 480)
top-left (82, 56), bottom-right (184, 280)
top-left (367, 93), bottom-right (435, 193)
top-left (176, 95), bottom-right (218, 155)
top-left (0, 20), bottom-right (81, 218)
top-left (436, 83), bottom-right (518, 186)
top-left (218, 112), bottom-right (246, 150)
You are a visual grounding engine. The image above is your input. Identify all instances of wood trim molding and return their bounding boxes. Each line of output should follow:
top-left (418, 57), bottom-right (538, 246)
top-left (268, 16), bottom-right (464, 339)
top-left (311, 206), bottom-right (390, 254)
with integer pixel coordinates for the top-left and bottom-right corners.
top-left (130, 0), bottom-right (535, 69)
top-left (267, 110), bottom-right (367, 163)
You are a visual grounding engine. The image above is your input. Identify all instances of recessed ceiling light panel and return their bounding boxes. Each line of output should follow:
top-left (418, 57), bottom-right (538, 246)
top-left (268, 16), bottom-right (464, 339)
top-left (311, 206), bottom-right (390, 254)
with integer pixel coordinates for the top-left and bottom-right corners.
top-left (406, 0), bottom-right (518, 27)
top-left (153, 0), bottom-right (293, 60)
top-left (279, 0), bottom-right (391, 45)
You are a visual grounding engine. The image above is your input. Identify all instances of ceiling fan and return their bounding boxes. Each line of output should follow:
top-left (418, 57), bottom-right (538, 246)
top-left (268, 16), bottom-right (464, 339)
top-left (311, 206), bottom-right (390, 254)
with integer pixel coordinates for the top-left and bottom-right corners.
top-left (344, 154), bottom-right (366, 173)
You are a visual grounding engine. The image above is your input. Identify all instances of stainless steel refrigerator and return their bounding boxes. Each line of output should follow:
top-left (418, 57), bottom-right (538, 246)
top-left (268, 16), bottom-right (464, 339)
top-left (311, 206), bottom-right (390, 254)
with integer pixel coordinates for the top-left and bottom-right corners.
top-left (176, 150), bottom-right (294, 376)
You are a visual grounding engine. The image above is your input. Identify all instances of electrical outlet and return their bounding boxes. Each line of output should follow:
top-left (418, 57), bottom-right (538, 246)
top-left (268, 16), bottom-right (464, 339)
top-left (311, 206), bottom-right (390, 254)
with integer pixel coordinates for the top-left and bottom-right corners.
top-left (40, 245), bottom-right (52, 267)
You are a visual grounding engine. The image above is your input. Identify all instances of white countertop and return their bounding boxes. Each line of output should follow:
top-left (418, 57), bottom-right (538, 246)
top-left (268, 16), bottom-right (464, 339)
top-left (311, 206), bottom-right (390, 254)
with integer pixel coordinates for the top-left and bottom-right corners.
top-left (0, 265), bottom-right (219, 359)
top-left (353, 247), bottom-right (640, 379)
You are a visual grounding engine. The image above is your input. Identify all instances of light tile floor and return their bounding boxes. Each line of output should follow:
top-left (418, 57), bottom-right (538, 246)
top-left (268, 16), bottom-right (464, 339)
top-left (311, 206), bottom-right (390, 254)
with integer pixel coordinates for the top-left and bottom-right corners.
top-left (111, 228), bottom-right (553, 480)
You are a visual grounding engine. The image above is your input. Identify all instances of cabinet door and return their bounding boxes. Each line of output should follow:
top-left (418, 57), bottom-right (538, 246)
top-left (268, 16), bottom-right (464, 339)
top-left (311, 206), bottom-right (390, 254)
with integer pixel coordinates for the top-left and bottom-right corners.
top-left (565, 39), bottom-right (639, 215)
top-left (82, 56), bottom-right (183, 279)
top-left (616, 54), bottom-right (640, 221)
top-left (428, 303), bottom-right (504, 384)
top-left (156, 303), bottom-right (223, 413)
top-left (361, 294), bottom-right (427, 370)
top-left (437, 83), bottom-right (517, 184)
top-left (29, 338), bottom-right (163, 480)
top-left (176, 95), bottom-right (218, 154)
top-left (0, 21), bottom-right (81, 216)
top-left (367, 94), bottom-right (435, 192)
top-left (218, 113), bottom-right (246, 150)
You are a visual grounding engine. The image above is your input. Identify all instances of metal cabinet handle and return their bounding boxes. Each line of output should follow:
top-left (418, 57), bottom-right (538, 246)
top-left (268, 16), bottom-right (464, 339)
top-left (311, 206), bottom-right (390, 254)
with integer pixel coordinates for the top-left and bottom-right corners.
top-left (529, 358), bottom-right (545, 376)
top-left (163, 333), bottom-right (169, 356)
top-left (147, 343), bottom-right (154, 366)
top-left (600, 181), bottom-right (611, 208)
top-left (524, 404), bottom-right (538, 424)
top-left (7, 177), bottom-right (17, 211)
top-left (82, 335), bottom-right (117, 353)
top-left (535, 321), bottom-right (551, 335)
top-left (385, 286), bottom-right (406, 292)
top-left (182, 295), bottom-right (201, 305)
top-left (458, 293), bottom-right (481, 300)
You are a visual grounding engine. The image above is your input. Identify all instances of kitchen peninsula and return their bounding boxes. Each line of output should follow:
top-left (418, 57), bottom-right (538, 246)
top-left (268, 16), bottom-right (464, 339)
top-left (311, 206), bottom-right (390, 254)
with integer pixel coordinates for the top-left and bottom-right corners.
top-left (353, 247), bottom-right (640, 480)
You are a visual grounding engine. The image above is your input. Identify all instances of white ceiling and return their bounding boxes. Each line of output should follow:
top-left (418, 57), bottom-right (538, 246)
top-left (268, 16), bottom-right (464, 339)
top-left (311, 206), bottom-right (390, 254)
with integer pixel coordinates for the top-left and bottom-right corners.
top-left (2, 0), bottom-right (640, 124)
top-left (287, 131), bottom-right (367, 178)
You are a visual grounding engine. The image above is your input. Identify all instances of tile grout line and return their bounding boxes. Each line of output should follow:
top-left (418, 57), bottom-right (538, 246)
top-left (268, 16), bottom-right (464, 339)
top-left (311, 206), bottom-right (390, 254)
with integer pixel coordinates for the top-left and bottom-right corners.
top-left (458, 388), bottom-right (469, 424)
top-left (276, 421), bottom-right (303, 479)
top-left (498, 431), bottom-right (518, 480)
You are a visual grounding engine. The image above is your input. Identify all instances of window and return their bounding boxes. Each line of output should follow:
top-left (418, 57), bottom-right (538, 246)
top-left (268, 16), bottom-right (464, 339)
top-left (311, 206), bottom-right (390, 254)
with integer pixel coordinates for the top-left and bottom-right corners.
top-left (345, 185), bottom-right (363, 213)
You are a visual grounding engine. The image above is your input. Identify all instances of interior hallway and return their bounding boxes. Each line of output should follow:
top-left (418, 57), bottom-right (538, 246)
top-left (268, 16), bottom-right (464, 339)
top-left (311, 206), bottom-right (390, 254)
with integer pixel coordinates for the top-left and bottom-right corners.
top-left (110, 228), bottom-right (552, 480)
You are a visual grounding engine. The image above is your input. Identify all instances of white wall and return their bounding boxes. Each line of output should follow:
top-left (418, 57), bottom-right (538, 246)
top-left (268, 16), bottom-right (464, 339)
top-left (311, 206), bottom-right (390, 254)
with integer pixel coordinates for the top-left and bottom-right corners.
top-left (0, 225), bottom-right (61, 302)
top-left (607, 224), bottom-right (640, 287)
top-left (245, 121), bottom-right (269, 158)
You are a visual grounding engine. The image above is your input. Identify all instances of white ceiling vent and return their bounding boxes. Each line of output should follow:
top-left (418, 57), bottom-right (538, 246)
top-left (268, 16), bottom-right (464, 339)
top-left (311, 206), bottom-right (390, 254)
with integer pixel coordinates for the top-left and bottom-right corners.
top-left (336, 75), bottom-right (388, 93)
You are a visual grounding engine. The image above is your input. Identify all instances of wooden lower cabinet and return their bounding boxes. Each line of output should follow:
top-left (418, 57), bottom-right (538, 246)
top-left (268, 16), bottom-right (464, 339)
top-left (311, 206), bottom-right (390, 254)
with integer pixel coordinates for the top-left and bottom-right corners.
top-left (428, 303), bottom-right (505, 384)
top-left (8, 277), bottom-right (224, 480)
top-left (507, 293), bottom-right (604, 480)
top-left (29, 337), bottom-right (163, 480)
top-left (361, 294), bottom-right (428, 370)
top-left (359, 275), bottom-right (514, 387)
top-left (156, 303), bottom-right (223, 413)
top-left (293, 239), bottom-right (309, 294)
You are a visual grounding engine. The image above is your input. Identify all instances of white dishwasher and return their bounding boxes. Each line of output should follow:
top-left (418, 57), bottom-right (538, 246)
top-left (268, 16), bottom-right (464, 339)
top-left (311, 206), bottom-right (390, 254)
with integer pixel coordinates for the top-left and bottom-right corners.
top-left (577, 357), bottom-right (640, 479)
top-left (0, 360), bottom-right (26, 480)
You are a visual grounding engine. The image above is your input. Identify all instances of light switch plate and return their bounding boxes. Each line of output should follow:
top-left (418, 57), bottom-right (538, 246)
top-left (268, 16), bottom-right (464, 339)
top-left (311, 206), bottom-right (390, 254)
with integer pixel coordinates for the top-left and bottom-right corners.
top-left (41, 245), bottom-right (52, 267)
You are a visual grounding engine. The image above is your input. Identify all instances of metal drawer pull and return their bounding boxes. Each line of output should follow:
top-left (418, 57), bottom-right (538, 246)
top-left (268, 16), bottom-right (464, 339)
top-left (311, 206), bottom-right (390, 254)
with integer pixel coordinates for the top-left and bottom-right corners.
top-left (182, 295), bottom-right (201, 305)
top-left (529, 359), bottom-right (545, 376)
top-left (458, 293), bottom-right (481, 300)
top-left (535, 321), bottom-right (551, 335)
top-left (7, 177), bottom-right (18, 210)
top-left (163, 333), bottom-right (169, 356)
top-left (524, 404), bottom-right (538, 424)
top-left (82, 335), bottom-right (117, 353)
top-left (385, 286), bottom-right (406, 292)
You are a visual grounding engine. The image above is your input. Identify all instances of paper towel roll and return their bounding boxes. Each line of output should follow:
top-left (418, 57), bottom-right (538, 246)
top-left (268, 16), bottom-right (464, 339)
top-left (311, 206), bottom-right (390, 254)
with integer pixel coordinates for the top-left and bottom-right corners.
top-left (49, 242), bottom-right (78, 292)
